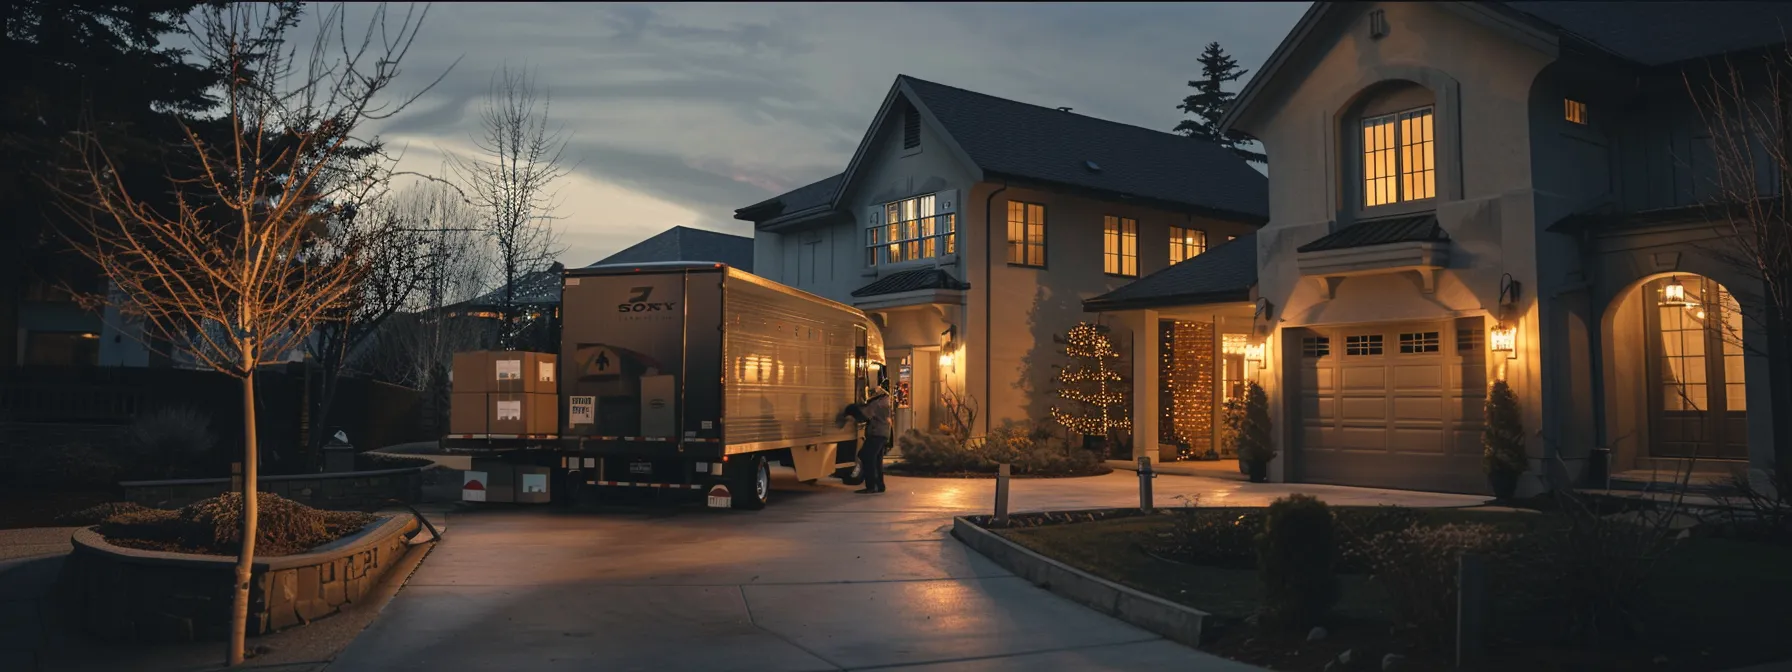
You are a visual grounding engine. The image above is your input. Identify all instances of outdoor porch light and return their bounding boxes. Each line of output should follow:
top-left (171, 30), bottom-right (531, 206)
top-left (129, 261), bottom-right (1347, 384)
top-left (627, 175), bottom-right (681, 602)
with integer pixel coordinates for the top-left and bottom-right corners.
top-left (1660, 276), bottom-right (1695, 308)
top-left (1243, 342), bottom-right (1266, 368)
top-left (1489, 323), bottom-right (1517, 358)
top-left (938, 350), bottom-right (955, 371)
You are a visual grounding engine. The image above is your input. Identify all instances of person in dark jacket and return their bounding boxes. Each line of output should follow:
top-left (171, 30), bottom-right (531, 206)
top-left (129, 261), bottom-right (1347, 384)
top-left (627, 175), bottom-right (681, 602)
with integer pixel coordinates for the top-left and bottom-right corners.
top-left (838, 385), bottom-right (894, 493)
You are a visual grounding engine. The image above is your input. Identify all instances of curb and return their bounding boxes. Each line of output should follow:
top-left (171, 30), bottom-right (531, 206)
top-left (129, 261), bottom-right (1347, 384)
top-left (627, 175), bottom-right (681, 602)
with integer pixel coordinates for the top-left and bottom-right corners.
top-left (950, 516), bottom-right (1209, 648)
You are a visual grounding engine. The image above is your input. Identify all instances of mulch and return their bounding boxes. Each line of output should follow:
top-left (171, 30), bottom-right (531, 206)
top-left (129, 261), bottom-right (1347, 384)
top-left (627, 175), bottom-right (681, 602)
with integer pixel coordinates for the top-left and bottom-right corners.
top-left (96, 492), bottom-right (376, 557)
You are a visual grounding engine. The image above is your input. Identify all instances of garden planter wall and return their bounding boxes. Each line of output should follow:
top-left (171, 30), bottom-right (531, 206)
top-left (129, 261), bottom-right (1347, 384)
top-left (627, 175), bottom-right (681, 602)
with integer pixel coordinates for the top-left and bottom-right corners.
top-left (120, 467), bottom-right (423, 511)
top-left (63, 514), bottom-right (419, 643)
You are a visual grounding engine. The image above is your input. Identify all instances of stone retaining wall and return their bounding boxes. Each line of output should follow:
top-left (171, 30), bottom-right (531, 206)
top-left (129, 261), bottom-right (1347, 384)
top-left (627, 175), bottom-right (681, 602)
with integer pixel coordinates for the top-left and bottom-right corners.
top-left (120, 467), bottom-right (422, 510)
top-left (63, 514), bottom-right (419, 643)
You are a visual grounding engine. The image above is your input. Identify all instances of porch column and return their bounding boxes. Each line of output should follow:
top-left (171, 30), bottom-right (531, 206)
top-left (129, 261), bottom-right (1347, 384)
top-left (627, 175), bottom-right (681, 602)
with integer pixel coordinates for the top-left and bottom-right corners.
top-left (1129, 309), bottom-right (1160, 461)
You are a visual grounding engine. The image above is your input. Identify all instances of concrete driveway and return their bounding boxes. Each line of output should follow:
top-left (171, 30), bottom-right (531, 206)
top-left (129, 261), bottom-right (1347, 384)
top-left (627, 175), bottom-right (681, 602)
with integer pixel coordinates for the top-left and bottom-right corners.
top-left (329, 470), bottom-right (1483, 671)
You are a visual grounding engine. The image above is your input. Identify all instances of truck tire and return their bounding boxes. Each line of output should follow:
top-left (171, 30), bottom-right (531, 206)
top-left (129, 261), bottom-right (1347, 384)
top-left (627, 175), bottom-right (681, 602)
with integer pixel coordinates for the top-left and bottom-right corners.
top-left (834, 464), bottom-right (864, 486)
top-left (731, 455), bottom-right (770, 510)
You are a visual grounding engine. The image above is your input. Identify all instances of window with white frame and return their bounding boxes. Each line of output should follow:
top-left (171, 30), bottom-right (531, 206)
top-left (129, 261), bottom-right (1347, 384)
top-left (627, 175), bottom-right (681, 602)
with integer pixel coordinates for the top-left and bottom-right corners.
top-left (1103, 216), bottom-right (1138, 276)
top-left (867, 193), bottom-right (956, 266)
top-left (1169, 226), bottom-right (1206, 264)
top-left (1362, 105), bottom-right (1435, 207)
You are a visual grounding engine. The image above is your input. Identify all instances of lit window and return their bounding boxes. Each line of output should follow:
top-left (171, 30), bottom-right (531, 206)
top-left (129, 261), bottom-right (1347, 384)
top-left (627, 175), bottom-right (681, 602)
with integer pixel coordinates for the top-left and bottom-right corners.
top-left (1103, 216), bottom-right (1138, 276)
top-left (1399, 331), bottom-right (1440, 354)
top-left (1346, 334), bottom-right (1383, 356)
top-left (1302, 337), bottom-right (1330, 358)
top-left (1362, 105), bottom-right (1434, 207)
top-left (1564, 99), bottom-right (1588, 125)
top-left (1006, 201), bottom-right (1046, 267)
top-left (868, 193), bottom-right (955, 266)
top-left (1169, 226), bottom-right (1206, 264)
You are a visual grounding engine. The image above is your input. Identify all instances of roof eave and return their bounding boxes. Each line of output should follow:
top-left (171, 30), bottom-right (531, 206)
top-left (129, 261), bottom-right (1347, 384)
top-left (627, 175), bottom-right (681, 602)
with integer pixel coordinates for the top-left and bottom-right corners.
top-left (1083, 288), bottom-right (1254, 313)
top-left (982, 170), bottom-right (1268, 225)
top-left (757, 206), bottom-right (848, 232)
top-left (1219, 1), bottom-right (1333, 136)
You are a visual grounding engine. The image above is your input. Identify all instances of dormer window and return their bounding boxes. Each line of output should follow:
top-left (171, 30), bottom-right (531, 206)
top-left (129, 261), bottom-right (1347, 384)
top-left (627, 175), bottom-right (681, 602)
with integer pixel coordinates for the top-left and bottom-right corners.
top-left (1361, 105), bottom-right (1434, 207)
top-left (1564, 99), bottom-right (1588, 125)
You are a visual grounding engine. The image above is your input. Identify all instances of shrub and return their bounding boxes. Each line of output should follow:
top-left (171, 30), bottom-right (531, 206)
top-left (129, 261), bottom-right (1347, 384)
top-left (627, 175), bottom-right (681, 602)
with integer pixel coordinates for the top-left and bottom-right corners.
top-left (1170, 508), bottom-right (1263, 569)
top-left (1482, 379), bottom-right (1525, 476)
top-left (1255, 494), bottom-right (1339, 630)
top-left (127, 405), bottom-right (218, 479)
top-left (1332, 506), bottom-right (1424, 573)
top-left (1349, 523), bottom-right (1517, 649)
top-left (896, 429), bottom-right (988, 473)
top-left (1227, 381), bottom-right (1275, 464)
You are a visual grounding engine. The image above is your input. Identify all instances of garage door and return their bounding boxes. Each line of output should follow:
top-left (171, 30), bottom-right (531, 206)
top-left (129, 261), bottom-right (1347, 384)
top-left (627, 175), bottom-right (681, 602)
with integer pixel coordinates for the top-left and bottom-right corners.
top-left (1292, 319), bottom-right (1488, 494)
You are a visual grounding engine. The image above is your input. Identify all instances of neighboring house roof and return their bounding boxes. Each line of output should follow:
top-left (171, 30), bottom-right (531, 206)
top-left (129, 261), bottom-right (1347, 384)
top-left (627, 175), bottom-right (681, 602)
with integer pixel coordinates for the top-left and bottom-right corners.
top-left (1221, 1), bottom-right (1792, 135)
top-left (1497, 2), bottom-right (1792, 67)
top-left (850, 268), bottom-right (972, 298)
top-left (1296, 214), bottom-right (1449, 253)
top-left (590, 225), bottom-right (754, 272)
top-left (737, 75), bottom-right (1269, 228)
top-left (1083, 234), bottom-right (1258, 312)
top-left (456, 262), bottom-right (566, 310)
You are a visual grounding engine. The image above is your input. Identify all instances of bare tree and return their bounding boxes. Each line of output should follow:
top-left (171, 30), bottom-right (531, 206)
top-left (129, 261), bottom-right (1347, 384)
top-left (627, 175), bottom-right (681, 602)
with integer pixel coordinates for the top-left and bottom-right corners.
top-left (1684, 44), bottom-right (1792, 483)
top-left (450, 64), bottom-right (570, 350)
top-left (50, 2), bottom-right (440, 665)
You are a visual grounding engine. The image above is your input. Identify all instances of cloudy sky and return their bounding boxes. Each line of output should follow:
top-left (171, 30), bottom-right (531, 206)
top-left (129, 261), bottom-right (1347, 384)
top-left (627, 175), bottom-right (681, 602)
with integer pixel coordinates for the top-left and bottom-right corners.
top-left (348, 2), bottom-right (1311, 266)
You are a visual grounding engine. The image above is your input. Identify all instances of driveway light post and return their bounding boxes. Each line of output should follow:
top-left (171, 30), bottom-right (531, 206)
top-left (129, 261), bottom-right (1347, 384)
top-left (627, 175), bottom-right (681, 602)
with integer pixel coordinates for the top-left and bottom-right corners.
top-left (1138, 456), bottom-right (1155, 513)
top-left (994, 463), bottom-right (1011, 527)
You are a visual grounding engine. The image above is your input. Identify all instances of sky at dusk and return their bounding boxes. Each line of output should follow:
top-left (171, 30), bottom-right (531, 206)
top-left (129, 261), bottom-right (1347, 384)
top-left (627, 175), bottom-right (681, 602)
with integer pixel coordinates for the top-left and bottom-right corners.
top-left (340, 2), bottom-right (1311, 266)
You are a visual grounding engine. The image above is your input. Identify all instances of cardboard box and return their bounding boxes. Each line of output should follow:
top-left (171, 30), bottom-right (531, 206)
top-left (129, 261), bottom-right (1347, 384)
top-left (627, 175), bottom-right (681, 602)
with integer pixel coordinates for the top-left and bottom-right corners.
top-left (490, 392), bottom-right (558, 435)
top-left (451, 351), bottom-right (492, 394)
top-left (493, 351), bottom-right (558, 394)
top-left (449, 392), bottom-right (488, 435)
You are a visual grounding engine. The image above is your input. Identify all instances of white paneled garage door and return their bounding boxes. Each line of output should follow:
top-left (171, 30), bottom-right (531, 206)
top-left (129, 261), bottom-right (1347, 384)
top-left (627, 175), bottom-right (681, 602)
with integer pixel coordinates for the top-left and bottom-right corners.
top-left (1292, 319), bottom-right (1488, 494)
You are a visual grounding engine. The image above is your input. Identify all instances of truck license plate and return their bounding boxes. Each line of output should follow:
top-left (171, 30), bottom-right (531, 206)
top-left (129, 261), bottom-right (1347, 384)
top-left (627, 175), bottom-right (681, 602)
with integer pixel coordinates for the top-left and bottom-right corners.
top-left (629, 461), bottom-right (653, 475)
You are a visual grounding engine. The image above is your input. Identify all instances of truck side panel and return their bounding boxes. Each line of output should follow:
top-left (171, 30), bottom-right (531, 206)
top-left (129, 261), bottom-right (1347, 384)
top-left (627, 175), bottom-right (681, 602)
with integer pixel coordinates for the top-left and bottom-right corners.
top-left (721, 270), bottom-right (860, 452)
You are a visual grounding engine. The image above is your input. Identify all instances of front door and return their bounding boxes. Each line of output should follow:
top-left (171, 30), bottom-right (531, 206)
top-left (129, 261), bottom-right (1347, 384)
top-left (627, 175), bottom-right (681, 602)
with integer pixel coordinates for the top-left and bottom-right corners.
top-left (1643, 277), bottom-right (1748, 460)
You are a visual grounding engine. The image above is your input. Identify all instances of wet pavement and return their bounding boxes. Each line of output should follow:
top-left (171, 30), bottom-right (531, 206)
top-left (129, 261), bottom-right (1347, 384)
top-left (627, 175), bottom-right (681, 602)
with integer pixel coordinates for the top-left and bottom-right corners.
top-left (327, 470), bottom-right (1483, 671)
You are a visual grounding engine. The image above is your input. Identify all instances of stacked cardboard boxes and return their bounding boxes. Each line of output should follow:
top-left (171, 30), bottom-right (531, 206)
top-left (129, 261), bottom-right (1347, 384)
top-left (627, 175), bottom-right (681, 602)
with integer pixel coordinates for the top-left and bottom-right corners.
top-left (449, 351), bottom-right (559, 436)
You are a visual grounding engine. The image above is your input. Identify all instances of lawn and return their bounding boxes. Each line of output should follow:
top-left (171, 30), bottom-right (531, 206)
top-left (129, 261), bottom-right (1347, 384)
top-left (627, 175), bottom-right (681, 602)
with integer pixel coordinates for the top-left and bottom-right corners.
top-left (994, 507), bottom-right (1792, 672)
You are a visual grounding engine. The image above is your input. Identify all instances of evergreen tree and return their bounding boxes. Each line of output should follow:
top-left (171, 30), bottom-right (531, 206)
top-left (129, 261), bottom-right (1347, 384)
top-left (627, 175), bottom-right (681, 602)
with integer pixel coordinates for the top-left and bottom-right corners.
top-left (1049, 322), bottom-right (1132, 440)
top-left (1174, 41), bottom-right (1267, 165)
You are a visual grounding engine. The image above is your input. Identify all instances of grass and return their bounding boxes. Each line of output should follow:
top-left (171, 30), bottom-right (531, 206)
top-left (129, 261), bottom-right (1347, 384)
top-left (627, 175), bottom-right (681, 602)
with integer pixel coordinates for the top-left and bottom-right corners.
top-left (990, 507), bottom-right (1792, 671)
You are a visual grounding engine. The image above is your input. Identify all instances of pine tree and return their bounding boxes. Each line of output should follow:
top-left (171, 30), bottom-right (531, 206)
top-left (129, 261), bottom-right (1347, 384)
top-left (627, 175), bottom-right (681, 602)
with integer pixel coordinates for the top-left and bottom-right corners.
top-left (1174, 41), bottom-right (1267, 165)
top-left (1482, 379), bottom-right (1526, 475)
top-left (1049, 322), bottom-right (1132, 440)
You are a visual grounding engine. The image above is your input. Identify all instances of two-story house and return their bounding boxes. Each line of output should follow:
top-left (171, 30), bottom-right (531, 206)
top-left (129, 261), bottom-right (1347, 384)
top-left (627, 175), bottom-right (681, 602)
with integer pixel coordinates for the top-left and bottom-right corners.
top-left (1090, 1), bottom-right (1792, 495)
top-left (737, 75), bottom-right (1268, 441)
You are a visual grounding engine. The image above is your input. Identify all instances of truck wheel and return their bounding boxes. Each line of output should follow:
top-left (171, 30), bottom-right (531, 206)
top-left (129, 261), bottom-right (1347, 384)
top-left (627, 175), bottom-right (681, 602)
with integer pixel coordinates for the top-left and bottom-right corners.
top-left (731, 455), bottom-right (769, 510)
top-left (834, 465), bottom-right (864, 486)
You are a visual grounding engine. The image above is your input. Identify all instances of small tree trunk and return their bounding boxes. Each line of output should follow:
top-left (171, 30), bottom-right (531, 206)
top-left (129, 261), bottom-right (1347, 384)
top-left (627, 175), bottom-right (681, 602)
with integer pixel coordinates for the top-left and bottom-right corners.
top-left (227, 359), bottom-right (261, 666)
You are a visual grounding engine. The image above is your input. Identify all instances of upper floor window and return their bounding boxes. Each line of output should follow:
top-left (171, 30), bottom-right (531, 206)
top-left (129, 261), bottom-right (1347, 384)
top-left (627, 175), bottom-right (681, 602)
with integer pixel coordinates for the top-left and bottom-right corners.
top-left (1564, 99), bottom-right (1588, 125)
top-left (1169, 226), bottom-right (1206, 264)
top-left (867, 193), bottom-right (955, 266)
top-left (1362, 105), bottom-right (1434, 207)
top-left (1103, 216), bottom-right (1138, 277)
top-left (1007, 201), bottom-right (1046, 267)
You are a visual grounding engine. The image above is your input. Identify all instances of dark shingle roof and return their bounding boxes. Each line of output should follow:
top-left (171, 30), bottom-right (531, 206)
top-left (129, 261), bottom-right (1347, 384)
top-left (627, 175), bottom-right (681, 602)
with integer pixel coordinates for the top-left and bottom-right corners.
top-left (1296, 215), bottom-right (1448, 253)
top-left (1500, 2), bottom-right (1792, 66)
top-left (850, 268), bottom-right (971, 298)
top-left (457, 263), bottom-right (565, 309)
top-left (735, 173), bottom-right (844, 226)
top-left (591, 226), bottom-right (754, 272)
top-left (1084, 234), bottom-right (1257, 312)
top-left (900, 76), bottom-right (1268, 220)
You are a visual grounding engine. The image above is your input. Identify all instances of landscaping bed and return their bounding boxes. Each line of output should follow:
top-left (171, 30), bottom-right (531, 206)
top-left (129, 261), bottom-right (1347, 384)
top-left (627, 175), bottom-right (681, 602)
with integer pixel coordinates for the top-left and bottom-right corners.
top-left (96, 492), bottom-right (377, 557)
top-left (982, 504), bottom-right (1792, 671)
top-left (893, 421), bottom-right (1110, 478)
top-left (887, 463), bottom-right (1113, 479)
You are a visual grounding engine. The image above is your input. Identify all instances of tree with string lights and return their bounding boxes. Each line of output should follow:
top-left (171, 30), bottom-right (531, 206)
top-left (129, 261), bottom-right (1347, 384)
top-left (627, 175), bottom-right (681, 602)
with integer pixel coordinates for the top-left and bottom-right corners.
top-left (1049, 322), bottom-right (1132, 450)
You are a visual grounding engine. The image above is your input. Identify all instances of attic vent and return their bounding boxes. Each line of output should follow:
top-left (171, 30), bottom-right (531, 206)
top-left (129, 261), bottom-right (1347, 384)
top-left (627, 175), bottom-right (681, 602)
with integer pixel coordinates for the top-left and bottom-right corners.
top-left (1084, 160), bottom-right (1102, 173)
top-left (1056, 106), bottom-right (1074, 113)
top-left (903, 102), bottom-right (920, 150)
top-left (1368, 9), bottom-right (1388, 39)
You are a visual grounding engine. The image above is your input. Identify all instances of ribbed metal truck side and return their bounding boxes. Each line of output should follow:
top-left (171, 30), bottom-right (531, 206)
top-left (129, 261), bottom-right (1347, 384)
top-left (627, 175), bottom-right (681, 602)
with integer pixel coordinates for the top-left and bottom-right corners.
top-left (453, 261), bottom-right (886, 510)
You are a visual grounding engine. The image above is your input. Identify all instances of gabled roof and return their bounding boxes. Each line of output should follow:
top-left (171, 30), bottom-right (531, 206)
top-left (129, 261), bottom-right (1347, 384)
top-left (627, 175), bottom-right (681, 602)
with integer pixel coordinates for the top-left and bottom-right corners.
top-left (1296, 214), bottom-right (1448, 253)
top-left (738, 75), bottom-right (1269, 228)
top-left (1084, 234), bottom-right (1258, 312)
top-left (850, 268), bottom-right (971, 298)
top-left (456, 263), bottom-right (565, 310)
top-left (1221, 2), bottom-right (1792, 136)
top-left (591, 225), bottom-right (754, 272)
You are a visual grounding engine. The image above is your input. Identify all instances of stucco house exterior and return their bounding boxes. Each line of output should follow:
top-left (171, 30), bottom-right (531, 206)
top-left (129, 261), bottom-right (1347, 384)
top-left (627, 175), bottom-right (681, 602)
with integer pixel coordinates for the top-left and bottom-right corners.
top-left (1090, 1), bottom-right (1792, 495)
top-left (738, 75), bottom-right (1268, 442)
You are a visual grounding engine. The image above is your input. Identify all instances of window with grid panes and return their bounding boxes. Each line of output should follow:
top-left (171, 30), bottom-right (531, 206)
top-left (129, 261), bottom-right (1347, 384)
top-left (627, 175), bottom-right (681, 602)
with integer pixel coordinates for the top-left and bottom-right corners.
top-left (1006, 201), bottom-right (1046, 267)
top-left (1169, 226), bottom-right (1206, 264)
top-left (1103, 216), bottom-right (1138, 276)
top-left (866, 193), bottom-right (955, 266)
top-left (1398, 331), bottom-right (1440, 354)
top-left (1362, 105), bottom-right (1435, 207)
top-left (1302, 337), bottom-right (1330, 358)
top-left (1346, 334), bottom-right (1383, 356)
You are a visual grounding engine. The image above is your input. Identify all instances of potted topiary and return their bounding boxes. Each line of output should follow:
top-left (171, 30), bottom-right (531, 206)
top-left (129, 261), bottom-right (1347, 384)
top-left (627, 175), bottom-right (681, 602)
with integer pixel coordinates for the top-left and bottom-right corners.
top-left (1227, 381), bottom-right (1276, 483)
top-left (1482, 379), bottom-right (1526, 501)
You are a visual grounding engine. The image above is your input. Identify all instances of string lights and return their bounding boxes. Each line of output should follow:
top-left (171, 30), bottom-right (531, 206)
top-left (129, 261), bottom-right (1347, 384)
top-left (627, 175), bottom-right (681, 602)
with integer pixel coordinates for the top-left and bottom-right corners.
top-left (1050, 322), bottom-right (1132, 437)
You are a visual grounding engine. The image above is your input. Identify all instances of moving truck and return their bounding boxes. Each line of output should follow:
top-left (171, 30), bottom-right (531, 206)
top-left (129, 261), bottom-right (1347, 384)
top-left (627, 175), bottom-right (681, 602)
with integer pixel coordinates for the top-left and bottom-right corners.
top-left (446, 261), bottom-right (887, 510)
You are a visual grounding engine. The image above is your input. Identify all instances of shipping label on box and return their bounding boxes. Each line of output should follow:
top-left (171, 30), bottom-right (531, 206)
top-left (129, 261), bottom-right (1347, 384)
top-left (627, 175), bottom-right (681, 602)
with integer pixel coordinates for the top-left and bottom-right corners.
top-left (539, 361), bottom-right (556, 383)
top-left (496, 400), bottom-right (522, 421)
top-left (495, 358), bottom-right (522, 380)
top-left (569, 395), bottom-right (595, 425)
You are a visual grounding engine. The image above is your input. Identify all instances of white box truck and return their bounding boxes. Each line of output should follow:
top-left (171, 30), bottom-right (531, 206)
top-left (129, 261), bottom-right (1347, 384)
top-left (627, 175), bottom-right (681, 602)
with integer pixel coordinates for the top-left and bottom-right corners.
top-left (447, 261), bottom-right (887, 510)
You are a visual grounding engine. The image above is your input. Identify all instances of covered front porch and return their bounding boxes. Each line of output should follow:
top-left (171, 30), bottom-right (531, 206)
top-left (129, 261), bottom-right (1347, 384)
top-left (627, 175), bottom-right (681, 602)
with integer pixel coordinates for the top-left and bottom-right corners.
top-left (852, 268), bottom-right (971, 444)
top-left (1084, 234), bottom-right (1262, 465)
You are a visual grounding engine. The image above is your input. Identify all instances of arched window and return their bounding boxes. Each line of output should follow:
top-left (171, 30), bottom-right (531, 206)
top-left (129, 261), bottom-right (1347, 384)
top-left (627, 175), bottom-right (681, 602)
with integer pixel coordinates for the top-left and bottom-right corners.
top-left (1644, 276), bottom-right (1747, 459)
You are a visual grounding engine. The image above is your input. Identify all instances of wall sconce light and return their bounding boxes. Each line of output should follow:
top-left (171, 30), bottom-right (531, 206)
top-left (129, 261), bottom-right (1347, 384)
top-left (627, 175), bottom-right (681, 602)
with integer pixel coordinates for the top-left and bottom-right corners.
top-left (1488, 323), bottom-right (1517, 358)
top-left (1251, 297), bottom-right (1274, 339)
top-left (939, 350), bottom-right (955, 371)
top-left (1243, 342), bottom-right (1266, 369)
